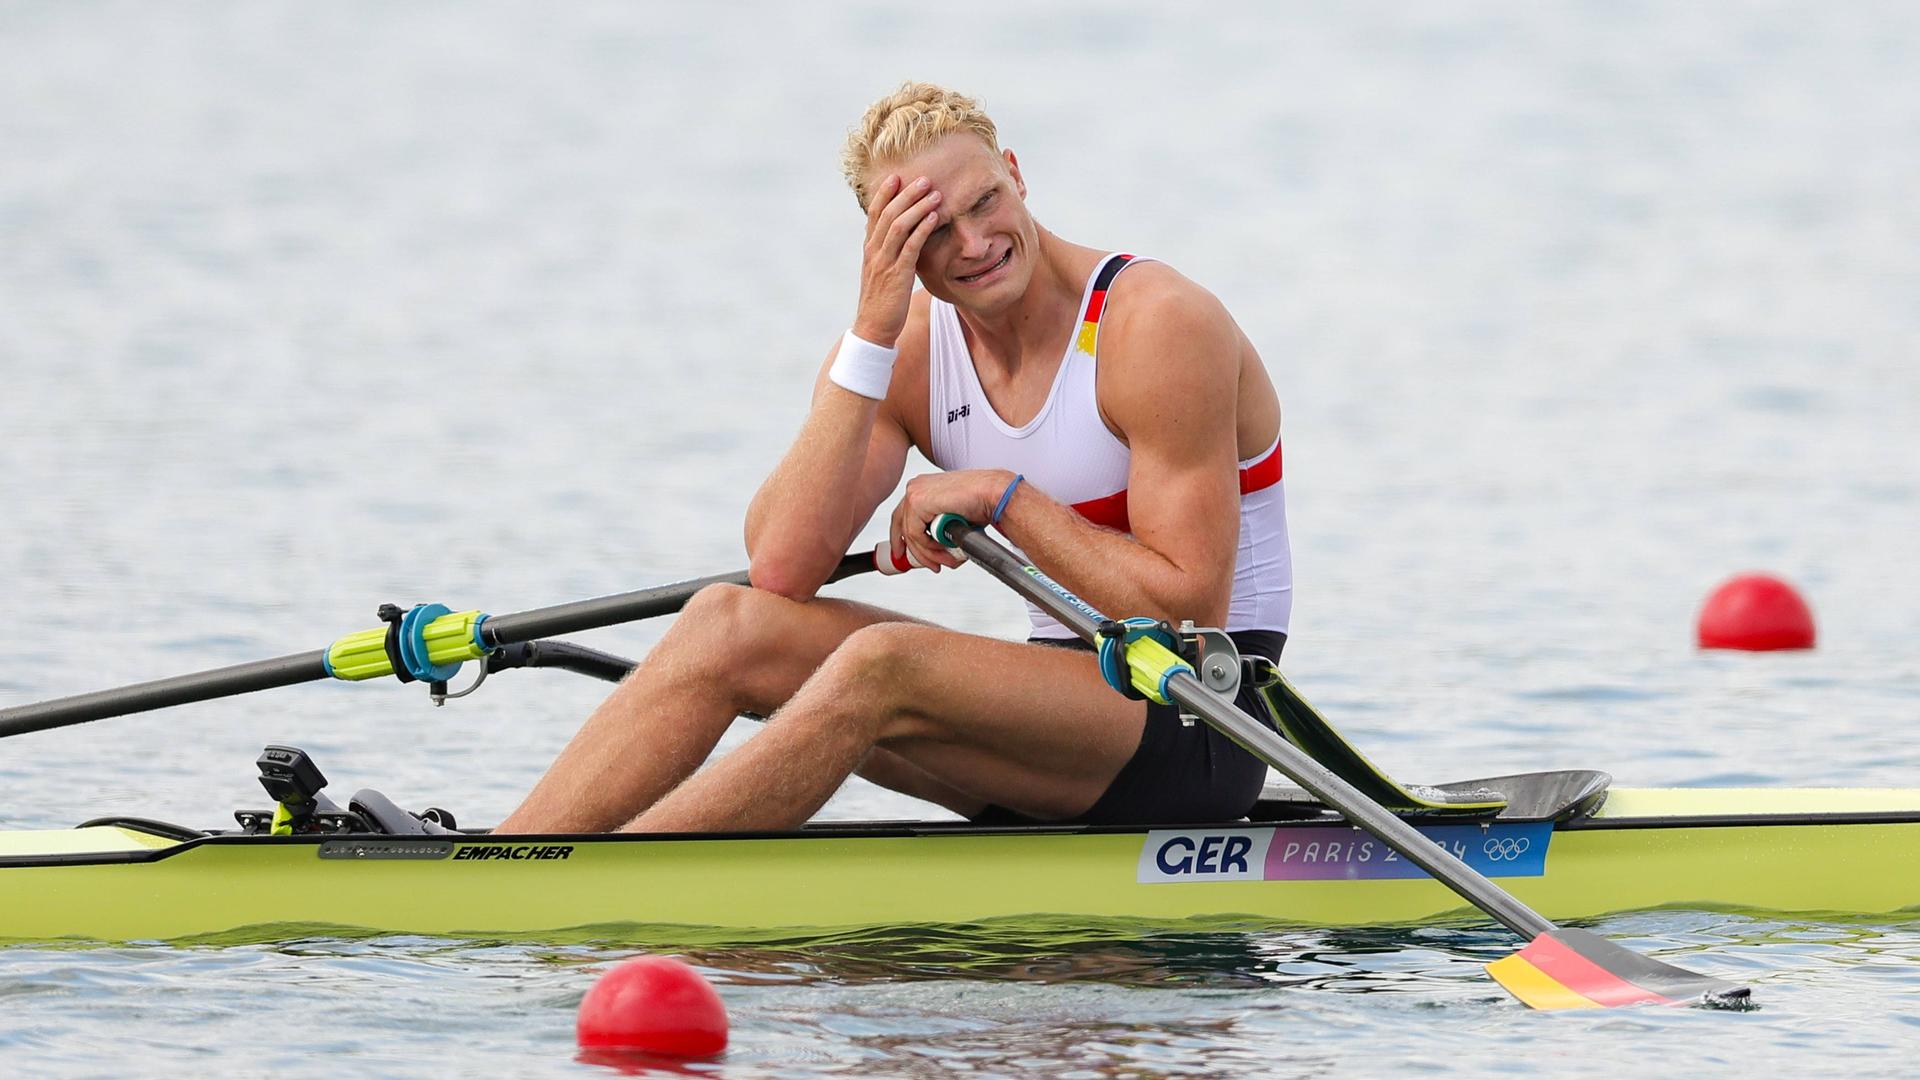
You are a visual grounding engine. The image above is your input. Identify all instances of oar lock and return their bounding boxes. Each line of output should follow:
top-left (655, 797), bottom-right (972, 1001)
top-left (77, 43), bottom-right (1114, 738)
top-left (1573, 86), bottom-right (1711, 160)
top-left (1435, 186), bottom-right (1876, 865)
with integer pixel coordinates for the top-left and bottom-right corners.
top-left (1094, 617), bottom-right (1250, 724)
top-left (322, 602), bottom-right (496, 706)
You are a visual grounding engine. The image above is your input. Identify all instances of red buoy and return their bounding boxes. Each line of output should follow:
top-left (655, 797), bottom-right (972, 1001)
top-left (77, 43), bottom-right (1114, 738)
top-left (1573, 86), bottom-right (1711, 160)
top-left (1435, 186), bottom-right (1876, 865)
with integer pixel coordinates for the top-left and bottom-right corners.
top-left (1696, 573), bottom-right (1816, 651)
top-left (577, 956), bottom-right (728, 1059)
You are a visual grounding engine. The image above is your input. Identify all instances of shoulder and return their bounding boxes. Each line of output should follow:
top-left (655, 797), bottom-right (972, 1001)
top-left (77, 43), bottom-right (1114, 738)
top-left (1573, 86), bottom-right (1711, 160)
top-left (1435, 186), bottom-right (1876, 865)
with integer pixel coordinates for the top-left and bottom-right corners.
top-left (1098, 260), bottom-right (1239, 385)
top-left (1107, 259), bottom-right (1229, 328)
top-left (1090, 259), bottom-right (1240, 447)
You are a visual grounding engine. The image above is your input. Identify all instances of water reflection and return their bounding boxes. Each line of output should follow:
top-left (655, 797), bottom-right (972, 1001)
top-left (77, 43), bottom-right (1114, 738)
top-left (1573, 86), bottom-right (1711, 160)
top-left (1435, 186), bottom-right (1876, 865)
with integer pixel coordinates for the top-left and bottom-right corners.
top-left (610, 920), bottom-right (1549, 994)
top-left (9, 911), bottom-right (1920, 1077)
top-left (574, 1048), bottom-right (722, 1077)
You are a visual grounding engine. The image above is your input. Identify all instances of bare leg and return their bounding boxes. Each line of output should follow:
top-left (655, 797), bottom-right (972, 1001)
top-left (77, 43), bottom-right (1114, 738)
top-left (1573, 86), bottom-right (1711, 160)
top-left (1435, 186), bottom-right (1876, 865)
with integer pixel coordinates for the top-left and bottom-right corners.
top-left (851, 748), bottom-right (989, 817)
top-left (629, 622), bottom-right (1145, 832)
top-left (495, 583), bottom-right (922, 833)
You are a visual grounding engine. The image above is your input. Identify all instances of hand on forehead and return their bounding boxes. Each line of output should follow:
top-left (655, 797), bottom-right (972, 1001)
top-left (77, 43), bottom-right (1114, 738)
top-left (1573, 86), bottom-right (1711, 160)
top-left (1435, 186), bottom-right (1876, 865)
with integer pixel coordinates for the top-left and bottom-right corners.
top-left (873, 134), bottom-right (1008, 206)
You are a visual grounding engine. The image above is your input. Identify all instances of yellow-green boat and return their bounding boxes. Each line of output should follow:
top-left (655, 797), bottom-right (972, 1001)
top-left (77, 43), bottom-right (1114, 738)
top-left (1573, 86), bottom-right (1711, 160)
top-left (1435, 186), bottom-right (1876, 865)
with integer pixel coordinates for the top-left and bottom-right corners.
top-left (3, 778), bottom-right (1916, 943)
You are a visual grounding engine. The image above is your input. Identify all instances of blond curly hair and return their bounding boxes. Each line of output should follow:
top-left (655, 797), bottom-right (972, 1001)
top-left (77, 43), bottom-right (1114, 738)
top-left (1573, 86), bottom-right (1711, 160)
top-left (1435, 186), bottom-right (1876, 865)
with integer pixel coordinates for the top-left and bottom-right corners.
top-left (842, 82), bottom-right (1001, 211)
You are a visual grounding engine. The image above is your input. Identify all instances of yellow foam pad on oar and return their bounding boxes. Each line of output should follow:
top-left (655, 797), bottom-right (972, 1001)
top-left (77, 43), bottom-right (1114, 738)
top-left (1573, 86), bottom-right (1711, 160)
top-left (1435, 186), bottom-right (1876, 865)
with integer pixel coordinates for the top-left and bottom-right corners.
top-left (324, 609), bottom-right (487, 682)
top-left (1117, 632), bottom-right (1189, 706)
top-left (326, 626), bottom-right (396, 681)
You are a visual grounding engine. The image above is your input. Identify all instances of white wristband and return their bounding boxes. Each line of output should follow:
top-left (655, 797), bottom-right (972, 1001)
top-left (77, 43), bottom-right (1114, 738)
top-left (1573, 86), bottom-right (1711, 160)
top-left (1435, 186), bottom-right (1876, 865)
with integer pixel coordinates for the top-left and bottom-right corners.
top-left (828, 330), bottom-right (899, 400)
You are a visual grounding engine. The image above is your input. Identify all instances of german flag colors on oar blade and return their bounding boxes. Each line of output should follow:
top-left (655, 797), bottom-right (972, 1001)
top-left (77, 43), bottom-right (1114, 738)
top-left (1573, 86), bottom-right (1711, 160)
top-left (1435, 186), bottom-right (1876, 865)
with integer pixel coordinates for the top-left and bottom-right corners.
top-left (1486, 929), bottom-right (1753, 1010)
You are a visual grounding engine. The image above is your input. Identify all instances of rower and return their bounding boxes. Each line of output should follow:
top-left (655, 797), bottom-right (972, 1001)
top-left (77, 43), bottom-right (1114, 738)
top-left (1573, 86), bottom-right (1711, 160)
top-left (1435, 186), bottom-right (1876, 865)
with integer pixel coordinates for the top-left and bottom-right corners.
top-left (496, 81), bottom-right (1294, 835)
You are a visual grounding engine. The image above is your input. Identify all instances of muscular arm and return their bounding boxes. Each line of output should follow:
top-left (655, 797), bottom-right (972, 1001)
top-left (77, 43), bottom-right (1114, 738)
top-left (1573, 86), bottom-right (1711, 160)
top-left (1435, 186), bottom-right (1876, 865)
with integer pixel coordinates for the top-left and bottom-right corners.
top-left (886, 270), bottom-right (1244, 622)
top-left (745, 173), bottom-right (941, 601)
top-left (989, 281), bottom-right (1243, 625)
top-left (744, 349), bottom-right (912, 600)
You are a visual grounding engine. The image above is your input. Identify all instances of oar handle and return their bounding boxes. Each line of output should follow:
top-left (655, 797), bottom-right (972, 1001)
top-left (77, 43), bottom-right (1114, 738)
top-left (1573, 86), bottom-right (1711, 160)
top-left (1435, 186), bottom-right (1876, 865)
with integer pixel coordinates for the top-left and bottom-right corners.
top-left (931, 513), bottom-right (1558, 941)
top-left (0, 550), bottom-right (886, 738)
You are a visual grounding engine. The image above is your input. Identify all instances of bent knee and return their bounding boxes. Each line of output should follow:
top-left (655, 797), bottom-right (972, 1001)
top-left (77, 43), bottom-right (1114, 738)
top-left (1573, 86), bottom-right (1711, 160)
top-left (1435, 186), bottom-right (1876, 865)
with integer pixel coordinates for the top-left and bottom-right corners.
top-left (830, 622), bottom-right (937, 678)
top-left (667, 584), bottom-right (803, 688)
top-left (811, 624), bottom-right (945, 726)
top-left (680, 584), bottom-right (900, 715)
top-left (680, 581), bottom-right (768, 623)
top-left (677, 582), bottom-right (800, 647)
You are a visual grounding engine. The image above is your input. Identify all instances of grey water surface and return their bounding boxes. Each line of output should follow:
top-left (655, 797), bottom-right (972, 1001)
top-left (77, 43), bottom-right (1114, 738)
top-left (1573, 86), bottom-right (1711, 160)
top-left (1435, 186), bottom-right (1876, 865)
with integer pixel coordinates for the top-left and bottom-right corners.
top-left (2, 2), bottom-right (1918, 1076)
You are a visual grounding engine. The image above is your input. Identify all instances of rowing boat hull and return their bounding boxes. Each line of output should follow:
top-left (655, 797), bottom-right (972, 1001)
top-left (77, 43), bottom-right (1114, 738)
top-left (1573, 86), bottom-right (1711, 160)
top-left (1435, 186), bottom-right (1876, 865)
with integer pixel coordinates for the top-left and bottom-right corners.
top-left (4, 788), bottom-right (1916, 942)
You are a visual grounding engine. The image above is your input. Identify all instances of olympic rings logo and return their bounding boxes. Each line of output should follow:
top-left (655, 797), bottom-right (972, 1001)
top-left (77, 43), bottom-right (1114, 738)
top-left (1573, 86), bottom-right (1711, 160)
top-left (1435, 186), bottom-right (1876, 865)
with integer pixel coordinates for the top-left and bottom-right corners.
top-left (1482, 836), bottom-right (1532, 862)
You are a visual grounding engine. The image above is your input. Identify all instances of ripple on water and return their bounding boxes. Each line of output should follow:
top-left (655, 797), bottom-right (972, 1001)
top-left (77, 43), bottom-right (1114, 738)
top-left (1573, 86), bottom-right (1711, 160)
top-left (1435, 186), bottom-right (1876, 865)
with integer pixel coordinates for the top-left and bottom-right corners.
top-left (1513, 686), bottom-right (1672, 703)
top-left (1678, 771), bottom-right (1785, 787)
top-left (6, 912), bottom-right (1920, 1076)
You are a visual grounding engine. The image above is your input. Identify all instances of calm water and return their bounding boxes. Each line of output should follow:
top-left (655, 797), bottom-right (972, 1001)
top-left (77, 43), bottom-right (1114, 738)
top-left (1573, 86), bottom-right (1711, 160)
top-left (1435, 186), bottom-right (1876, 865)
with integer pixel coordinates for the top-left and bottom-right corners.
top-left (2, 1), bottom-right (1918, 1075)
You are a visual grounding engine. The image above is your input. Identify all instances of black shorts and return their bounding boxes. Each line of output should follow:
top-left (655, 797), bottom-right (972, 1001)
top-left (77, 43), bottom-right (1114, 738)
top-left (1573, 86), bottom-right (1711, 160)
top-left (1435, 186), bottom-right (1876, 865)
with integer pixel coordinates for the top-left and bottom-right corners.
top-left (971, 629), bottom-right (1287, 827)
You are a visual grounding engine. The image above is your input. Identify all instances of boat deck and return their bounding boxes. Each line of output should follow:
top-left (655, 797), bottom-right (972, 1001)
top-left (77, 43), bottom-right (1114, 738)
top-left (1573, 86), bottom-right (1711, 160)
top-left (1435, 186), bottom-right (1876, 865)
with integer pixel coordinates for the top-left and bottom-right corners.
top-left (9, 787), bottom-right (1920, 861)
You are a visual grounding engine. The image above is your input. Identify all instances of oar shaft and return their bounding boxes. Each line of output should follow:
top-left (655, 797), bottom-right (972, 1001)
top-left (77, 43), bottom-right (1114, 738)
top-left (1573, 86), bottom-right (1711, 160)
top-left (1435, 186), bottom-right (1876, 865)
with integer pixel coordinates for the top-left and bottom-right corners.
top-left (478, 552), bottom-right (875, 644)
top-left (0, 651), bottom-right (330, 738)
top-left (1161, 668), bottom-right (1553, 938)
top-left (941, 518), bottom-right (1556, 940)
top-left (0, 551), bottom-right (880, 738)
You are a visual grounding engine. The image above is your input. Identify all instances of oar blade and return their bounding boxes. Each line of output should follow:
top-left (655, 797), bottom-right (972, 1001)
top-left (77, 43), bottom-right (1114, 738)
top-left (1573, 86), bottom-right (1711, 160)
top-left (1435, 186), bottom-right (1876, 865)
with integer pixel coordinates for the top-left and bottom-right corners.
top-left (1487, 928), bottom-right (1751, 1010)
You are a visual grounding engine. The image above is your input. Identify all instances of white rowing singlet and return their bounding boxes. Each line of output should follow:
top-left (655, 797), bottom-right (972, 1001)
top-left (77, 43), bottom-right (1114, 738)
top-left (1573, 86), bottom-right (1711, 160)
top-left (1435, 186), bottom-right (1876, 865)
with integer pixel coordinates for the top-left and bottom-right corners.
top-left (925, 253), bottom-right (1292, 639)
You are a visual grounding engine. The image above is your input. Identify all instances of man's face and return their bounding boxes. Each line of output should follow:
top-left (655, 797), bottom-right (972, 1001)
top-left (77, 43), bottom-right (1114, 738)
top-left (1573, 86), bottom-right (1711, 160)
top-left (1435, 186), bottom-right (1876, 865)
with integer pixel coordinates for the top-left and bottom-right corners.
top-left (867, 134), bottom-right (1035, 313)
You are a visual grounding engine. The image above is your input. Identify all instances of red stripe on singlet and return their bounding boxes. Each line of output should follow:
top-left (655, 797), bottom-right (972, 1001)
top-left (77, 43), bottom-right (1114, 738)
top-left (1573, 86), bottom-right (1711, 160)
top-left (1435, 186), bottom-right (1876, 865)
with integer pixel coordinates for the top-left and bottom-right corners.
top-left (1069, 440), bottom-right (1283, 533)
top-left (1080, 253), bottom-right (1134, 326)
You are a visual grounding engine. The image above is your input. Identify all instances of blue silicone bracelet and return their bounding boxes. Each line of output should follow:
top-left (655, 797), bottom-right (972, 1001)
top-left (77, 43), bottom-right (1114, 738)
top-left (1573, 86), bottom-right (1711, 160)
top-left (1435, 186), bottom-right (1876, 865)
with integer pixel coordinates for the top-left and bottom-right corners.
top-left (990, 474), bottom-right (1024, 526)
